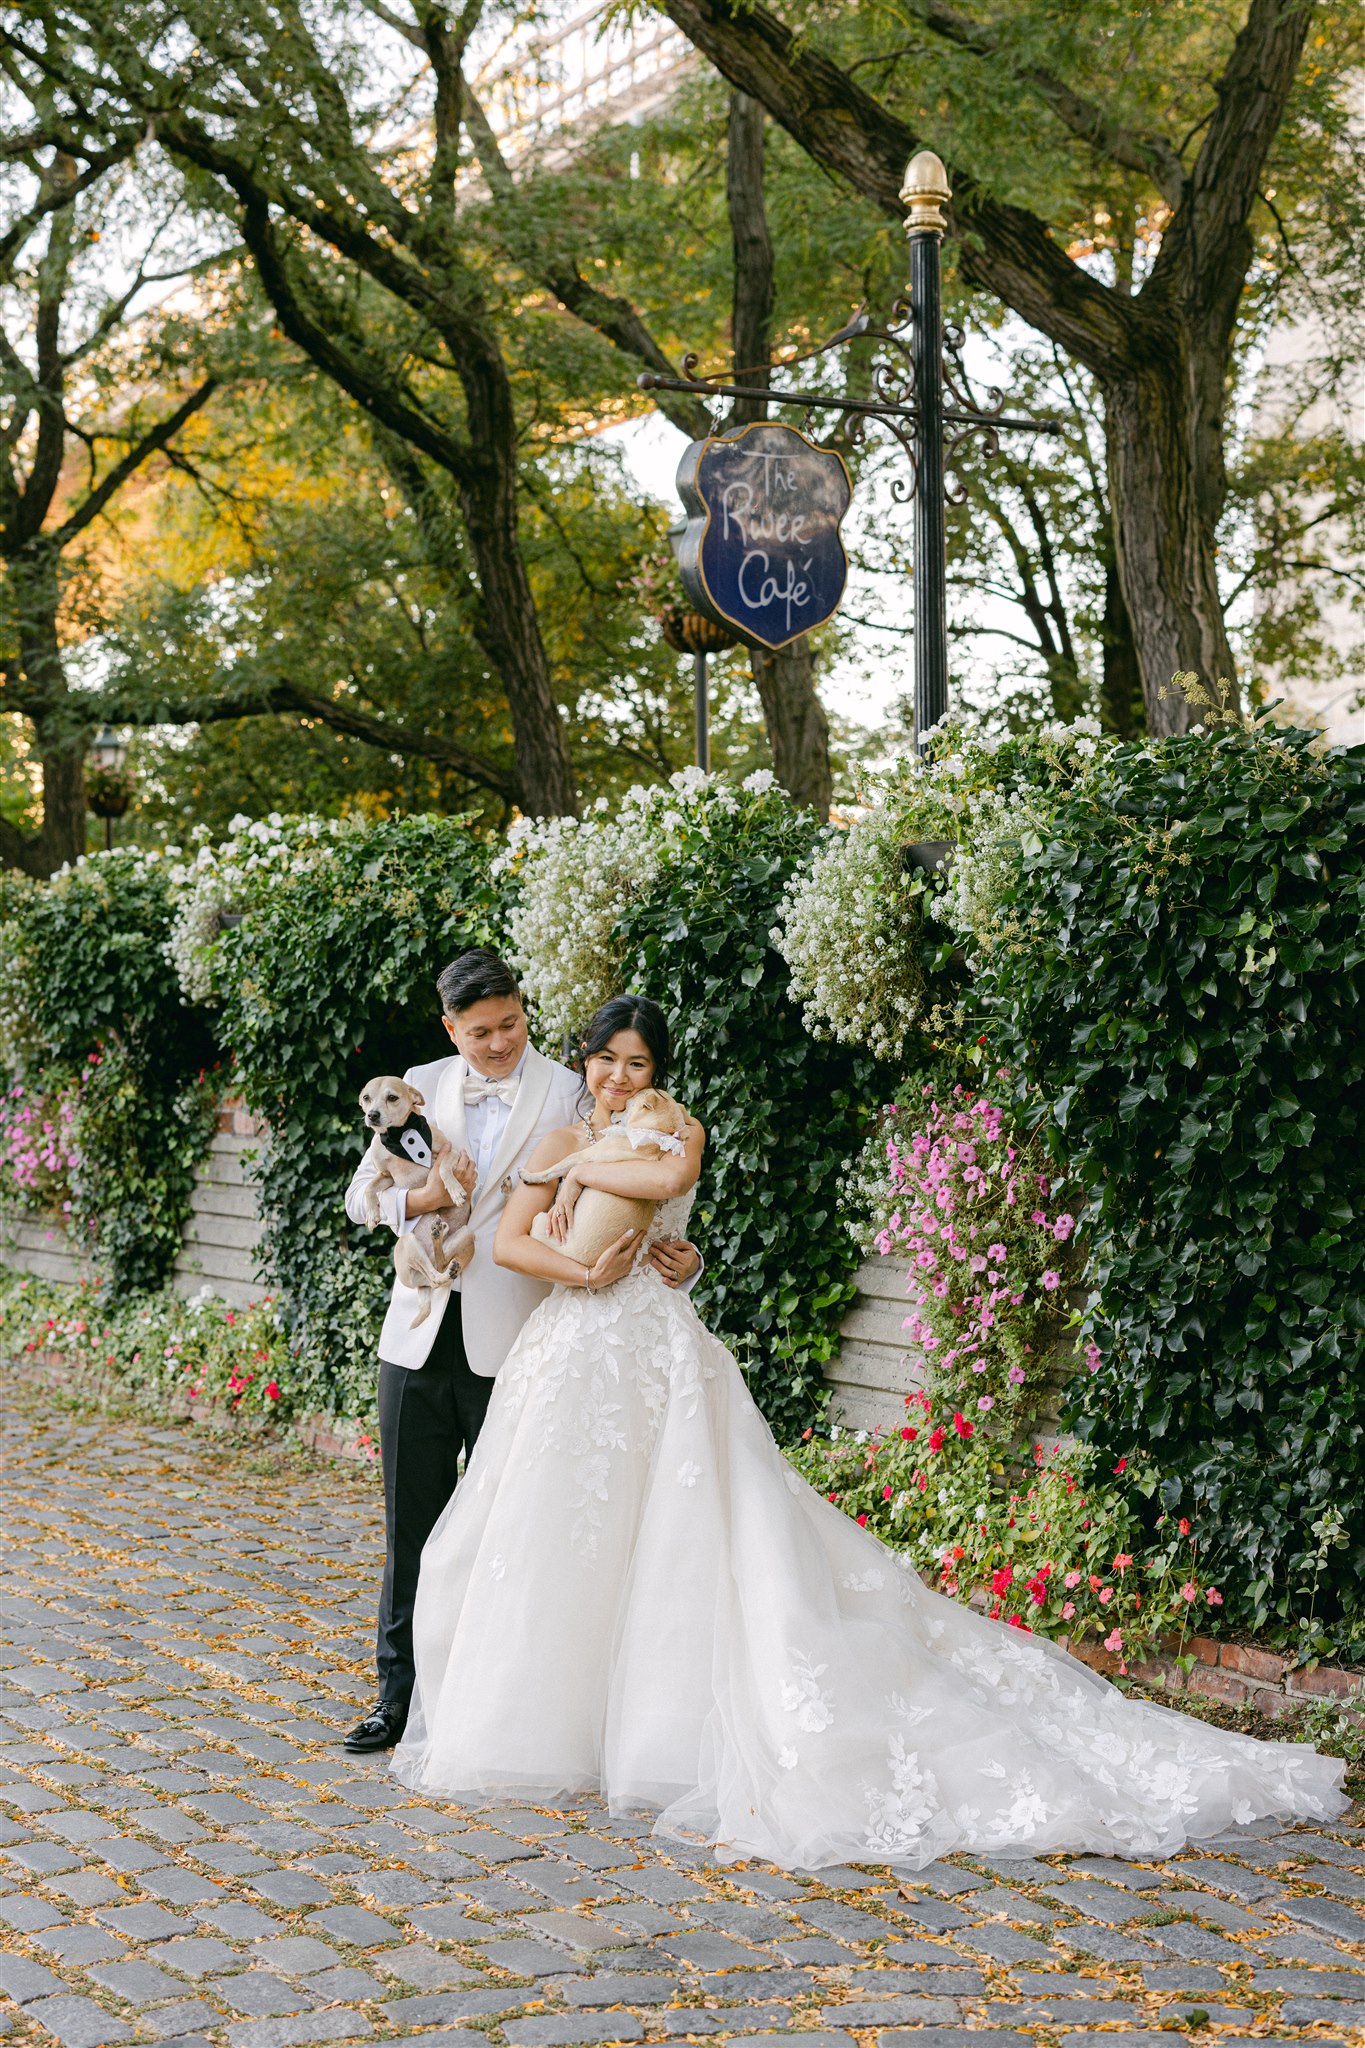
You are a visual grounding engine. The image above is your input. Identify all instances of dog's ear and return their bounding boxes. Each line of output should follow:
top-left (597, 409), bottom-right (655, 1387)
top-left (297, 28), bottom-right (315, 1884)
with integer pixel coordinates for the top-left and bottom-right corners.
top-left (409, 1089), bottom-right (425, 1110)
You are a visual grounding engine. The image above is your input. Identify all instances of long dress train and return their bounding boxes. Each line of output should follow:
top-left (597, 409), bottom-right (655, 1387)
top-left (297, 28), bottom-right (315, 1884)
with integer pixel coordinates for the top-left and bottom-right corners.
top-left (392, 1193), bottom-right (1346, 1869)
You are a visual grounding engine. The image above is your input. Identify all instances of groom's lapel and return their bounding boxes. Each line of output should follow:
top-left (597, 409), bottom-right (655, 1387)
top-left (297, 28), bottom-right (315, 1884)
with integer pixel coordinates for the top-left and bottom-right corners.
top-left (480, 1046), bottom-right (554, 1210)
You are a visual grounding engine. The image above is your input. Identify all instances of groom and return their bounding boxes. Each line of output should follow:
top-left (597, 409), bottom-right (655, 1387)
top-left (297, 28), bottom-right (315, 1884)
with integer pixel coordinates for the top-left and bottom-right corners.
top-left (342, 950), bottom-right (700, 1753)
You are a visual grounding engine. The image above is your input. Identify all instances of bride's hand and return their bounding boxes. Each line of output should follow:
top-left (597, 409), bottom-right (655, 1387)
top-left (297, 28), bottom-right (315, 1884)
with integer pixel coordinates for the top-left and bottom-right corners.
top-left (545, 1176), bottom-right (581, 1243)
top-left (586, 1229), bottom-right (640, 1290)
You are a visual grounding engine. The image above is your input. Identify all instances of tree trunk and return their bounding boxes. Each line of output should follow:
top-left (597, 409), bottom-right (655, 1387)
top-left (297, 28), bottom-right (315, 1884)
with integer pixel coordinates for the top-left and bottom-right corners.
top-left (0, 556), bottom-right (89, 877)
top-left (1099, 555), bottom-right (1146, 739)
top-left (727, 93), bottom-right (773, 426)
top-left (750, 639), bottom-right (833, 813)
top-left (725, 92), bottom-right (833, 814)
top-left (27, 715), bottom-right (90, 875)
top-left (435, 314), bottom-right (579, 819)
top-left (1102, 361), bottom-right (1236, 736)
top-left (655, 0), bottom-right (1312, 740)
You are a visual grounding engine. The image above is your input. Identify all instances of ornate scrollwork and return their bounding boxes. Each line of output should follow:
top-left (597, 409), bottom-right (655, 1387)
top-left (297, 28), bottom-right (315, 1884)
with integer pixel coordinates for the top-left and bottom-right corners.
top-left (943, 420), bottom-right (1001, 503)
top-left (942, 322), bottom-right (1007, 423)
top-left (635, 291), bottom-right (1060, 496)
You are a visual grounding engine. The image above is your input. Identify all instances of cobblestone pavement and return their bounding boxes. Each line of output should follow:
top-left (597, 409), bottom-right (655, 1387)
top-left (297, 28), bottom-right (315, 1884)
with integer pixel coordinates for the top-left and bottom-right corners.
top-left (3, 1379), bottom-right (1365, 2048)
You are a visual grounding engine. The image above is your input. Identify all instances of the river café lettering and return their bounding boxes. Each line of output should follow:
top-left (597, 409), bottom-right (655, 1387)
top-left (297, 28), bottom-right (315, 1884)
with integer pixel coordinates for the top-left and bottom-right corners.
top-left (675, 422), bottom-right (852, 651)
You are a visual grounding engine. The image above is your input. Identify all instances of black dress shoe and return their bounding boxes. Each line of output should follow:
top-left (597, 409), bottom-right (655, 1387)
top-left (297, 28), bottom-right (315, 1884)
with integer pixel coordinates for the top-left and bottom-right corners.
top-left (343, 1699), bottom-right (408, 1752)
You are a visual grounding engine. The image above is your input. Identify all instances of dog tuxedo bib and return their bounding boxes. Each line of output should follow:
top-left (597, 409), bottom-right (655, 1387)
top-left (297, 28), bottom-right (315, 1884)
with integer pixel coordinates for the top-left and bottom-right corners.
top-left (381, 1114), bottom-right (434, 1172)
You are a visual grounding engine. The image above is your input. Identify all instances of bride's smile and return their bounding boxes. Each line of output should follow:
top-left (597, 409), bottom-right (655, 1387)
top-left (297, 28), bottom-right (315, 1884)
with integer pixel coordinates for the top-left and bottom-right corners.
top-left (585, 1029), bottom-right (656, 1120)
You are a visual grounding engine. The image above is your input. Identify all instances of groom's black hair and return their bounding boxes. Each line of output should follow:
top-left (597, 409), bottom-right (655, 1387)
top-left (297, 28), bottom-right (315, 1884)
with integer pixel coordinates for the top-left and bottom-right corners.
top-left (437, 949), bottom-right (522, 1015)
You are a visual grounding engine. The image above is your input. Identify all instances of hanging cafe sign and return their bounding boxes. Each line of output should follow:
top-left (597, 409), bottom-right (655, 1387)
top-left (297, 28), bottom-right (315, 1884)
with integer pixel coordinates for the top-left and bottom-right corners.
top-left (640, 151), bottom-right (1064, 739)
top-left (674, 422), bottom-right (852, 652)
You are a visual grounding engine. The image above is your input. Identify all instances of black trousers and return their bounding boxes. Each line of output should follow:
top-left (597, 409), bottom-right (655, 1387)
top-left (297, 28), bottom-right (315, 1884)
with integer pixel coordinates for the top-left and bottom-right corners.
top-left (375, 1295), bottom-right (492, 1709)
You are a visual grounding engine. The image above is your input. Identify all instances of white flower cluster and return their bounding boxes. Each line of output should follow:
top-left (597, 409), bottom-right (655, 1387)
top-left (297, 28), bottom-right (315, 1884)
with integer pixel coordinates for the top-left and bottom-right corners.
top-left (933, 716), bottom-right (1106, 958)
top-left (771, 712), bottom-right (1110, 1054)
top-left (500, 767), bottom-right (779, 1047)
top-left (773, 804), bottom-right (932, 1061)
top-left (165, 814), bottom-right (348, 1005)
top-left (497, 807), bottom-right (660, 1046)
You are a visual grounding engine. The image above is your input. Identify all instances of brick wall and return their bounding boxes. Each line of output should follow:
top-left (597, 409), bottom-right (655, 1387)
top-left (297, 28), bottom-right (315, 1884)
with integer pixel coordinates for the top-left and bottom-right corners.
top-left (1066, 1630), bottom-right (1365, 1719)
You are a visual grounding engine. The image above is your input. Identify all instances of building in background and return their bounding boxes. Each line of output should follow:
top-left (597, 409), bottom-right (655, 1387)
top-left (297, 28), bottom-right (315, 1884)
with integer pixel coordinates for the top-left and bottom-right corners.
top-left (1250, 314), bottom-right (1364, 747)
top-left (476, 1), bottom-right (694, 168)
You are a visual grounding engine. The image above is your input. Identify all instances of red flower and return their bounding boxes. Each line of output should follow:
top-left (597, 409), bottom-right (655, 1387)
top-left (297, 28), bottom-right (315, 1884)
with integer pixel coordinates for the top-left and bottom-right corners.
top-left (265, 1382), bottom-right (280, 1401)
top-left (856, 1513), bottom-right (868, 1527)
top-left (952, 1411), bottom-right (974, 1439)
top-left (1113, 1456), bottom-right (1128, 1473)
top-left (1178, 1517), bottom-right (1191, 1536)
top-left (882, 1484), bottom-right (893, 1500)
top-left (991, 1564), bottom-right (1014, 1596)
top-left (927, 1426), bottom-right (946, 1452)
top-left (901, 1426), bottom-right (918, 1440)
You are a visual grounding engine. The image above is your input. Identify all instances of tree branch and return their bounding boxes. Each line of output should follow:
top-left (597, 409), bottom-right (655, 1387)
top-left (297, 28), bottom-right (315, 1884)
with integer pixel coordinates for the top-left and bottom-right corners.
top-left (49, 378), bottom-right (217, 548)
top-left (461, 85), bottom-right (714, 441)
top-left (103, 677), bottom-right (517, 799)
top-left (1149, 0), bottom-right (1316, 328)
top-left (232, 194), bottom-right (476, 483)
top-left (0, 134), bottom-right (136, 281)
top-left (900, 0), bottom-right (1187, 206)
top-left (657, 0), bottom-right (1137, 376)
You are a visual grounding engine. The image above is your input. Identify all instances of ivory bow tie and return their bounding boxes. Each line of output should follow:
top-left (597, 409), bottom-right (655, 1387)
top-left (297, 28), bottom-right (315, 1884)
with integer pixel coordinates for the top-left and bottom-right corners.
top-left (463, 1073), bottom-right (520, 1107)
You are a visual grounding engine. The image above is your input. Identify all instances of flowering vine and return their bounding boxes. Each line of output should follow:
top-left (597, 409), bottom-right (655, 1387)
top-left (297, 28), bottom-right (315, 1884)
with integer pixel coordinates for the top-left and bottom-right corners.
top-left (875, 1081), bottom-right (1083, 1415)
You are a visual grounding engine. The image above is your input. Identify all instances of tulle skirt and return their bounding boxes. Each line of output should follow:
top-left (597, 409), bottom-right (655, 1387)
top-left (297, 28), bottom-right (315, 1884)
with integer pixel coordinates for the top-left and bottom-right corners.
top-left (392, 1270), bottom-right (1346, 1868)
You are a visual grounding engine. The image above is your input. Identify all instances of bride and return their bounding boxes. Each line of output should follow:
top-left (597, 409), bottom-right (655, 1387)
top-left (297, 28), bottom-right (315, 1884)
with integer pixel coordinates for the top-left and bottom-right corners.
top-left (393, 994), bottom-right (1345, 1868)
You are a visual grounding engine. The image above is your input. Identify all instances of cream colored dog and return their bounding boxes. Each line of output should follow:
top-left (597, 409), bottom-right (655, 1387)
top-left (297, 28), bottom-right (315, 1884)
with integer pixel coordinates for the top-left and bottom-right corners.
top-left (522, 1088), bottom-right (690, 1268)
top-left (358, 1076), bottom-right (474, 1326)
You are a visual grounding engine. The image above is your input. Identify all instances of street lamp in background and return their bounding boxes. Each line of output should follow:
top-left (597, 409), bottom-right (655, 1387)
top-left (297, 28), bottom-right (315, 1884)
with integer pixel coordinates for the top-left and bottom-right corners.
top-left (86, 726), bottom-right (131, 851)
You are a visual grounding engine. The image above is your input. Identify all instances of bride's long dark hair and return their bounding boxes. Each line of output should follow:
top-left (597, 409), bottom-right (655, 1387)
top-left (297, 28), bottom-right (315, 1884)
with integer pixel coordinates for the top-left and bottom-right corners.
top-left (575, 995), bottom-right (671, 1116)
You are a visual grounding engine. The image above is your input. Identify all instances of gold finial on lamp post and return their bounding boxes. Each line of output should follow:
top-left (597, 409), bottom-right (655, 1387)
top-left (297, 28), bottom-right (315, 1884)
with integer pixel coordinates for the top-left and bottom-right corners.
top-left (900, 149), bottom-right (952, 236)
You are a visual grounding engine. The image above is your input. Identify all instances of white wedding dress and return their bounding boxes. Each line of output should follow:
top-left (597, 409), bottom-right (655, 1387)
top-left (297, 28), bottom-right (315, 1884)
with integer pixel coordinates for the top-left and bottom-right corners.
top-left (393, 1189), bottom-right (1346, 1868)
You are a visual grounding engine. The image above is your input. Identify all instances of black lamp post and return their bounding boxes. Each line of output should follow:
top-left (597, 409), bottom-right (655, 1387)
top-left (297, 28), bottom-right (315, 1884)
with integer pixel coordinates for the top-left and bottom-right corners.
top-left (901, 150), bottom-right (952, 746)
top-left (86, 726), bottom-right (131, 851)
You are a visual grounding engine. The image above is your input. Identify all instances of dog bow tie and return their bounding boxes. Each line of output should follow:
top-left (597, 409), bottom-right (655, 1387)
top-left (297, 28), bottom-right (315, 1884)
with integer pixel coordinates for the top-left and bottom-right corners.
top-left (463, 1074), bottom-right (520, 1107)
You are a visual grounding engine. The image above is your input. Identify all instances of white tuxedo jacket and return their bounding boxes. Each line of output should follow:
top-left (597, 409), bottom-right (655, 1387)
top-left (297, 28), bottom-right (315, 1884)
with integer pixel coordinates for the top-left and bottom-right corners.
top-left (344, 1045), bottom-right (582, 1377)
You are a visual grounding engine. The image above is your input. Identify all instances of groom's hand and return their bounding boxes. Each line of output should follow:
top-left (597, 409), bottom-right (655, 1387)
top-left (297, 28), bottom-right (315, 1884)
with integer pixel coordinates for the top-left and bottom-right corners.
top-left (406, 1165), bottom-right (450, 1217)
top-left (649, 1238), bottom-right (701, 1288)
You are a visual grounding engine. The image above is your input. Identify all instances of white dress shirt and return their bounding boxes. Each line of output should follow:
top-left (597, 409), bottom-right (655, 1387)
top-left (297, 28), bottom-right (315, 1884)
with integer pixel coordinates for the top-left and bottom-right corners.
top-left (465, 1046), bottom-right (534, 1195)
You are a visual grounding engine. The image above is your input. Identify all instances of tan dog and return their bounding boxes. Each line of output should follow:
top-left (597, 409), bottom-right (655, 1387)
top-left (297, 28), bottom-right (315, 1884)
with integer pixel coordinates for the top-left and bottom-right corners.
top-left (358, 1076), bottom-right (474, 1327)
top-left (522, 1088), bottom-right (690, 1269)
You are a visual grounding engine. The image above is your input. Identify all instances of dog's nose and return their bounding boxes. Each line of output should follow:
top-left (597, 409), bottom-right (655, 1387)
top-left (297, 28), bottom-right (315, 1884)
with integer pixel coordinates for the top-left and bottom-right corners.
top-left (367, 1110), bottom-right (380, 1123)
